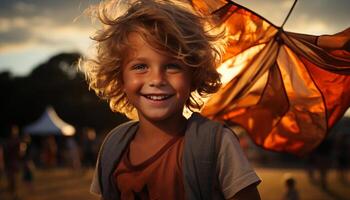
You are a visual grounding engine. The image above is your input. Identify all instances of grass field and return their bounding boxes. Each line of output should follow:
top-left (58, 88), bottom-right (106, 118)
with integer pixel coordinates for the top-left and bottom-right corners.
top-left (0, 167), bottom-right (349, 200)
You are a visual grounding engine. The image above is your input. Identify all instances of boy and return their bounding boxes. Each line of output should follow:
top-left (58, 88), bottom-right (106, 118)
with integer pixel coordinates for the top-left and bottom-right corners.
top-left (81, 0), bottom-right (261, 199)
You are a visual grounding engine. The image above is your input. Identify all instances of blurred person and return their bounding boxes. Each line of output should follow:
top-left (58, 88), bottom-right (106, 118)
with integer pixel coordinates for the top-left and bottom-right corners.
top-left (282, 174), bottom-right (300, 200)
top-left (3, 125), bottom-right (21, 199)
top-left (334, 133), bottom-right (350, 184)
top-left (0, 143), bottom-right (5, 171)
top-left (66, 136), bottom-right (81, 170)
top-left (40, 135), bottom-right (57, 168)
top-left (0, 143), bottom-right (4, 187)
top-left (81, 127), bottom-right (97, 167)
top-left (20, 134), bottom-right (35, 190)
top-left (307, 138), bottom-right (333, 189)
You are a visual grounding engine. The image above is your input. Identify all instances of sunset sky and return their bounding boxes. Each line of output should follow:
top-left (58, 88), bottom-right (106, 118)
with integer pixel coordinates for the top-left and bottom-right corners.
top-left (0, 0), bottom-right (349, 76)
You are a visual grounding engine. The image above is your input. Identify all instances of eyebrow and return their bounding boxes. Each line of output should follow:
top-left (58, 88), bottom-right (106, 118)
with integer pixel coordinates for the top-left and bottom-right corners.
top-left (127, 56), bottom-right (182, 64)
top-left (131, 57), bottom-right (149, 62)
top-left (124, 57), bottom-right (148, 66)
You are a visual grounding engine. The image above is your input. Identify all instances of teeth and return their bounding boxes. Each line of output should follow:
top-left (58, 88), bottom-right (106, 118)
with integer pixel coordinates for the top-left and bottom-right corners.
top-left (145, 95), bottom-right (170, 100)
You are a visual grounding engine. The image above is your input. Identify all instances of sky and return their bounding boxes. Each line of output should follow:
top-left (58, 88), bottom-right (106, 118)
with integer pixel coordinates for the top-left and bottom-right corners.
top-left (0, 0), bottom-right (349, 77)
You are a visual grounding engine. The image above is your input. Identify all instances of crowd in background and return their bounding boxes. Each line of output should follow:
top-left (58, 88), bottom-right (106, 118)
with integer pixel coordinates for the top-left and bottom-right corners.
top-left (0, 125), bottom-right (101, 199)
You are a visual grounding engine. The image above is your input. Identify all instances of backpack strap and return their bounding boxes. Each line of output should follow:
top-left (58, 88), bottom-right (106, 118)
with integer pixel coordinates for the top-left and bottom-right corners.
top-left (182, 112), bottom-right (224, 200)
top-left (97, 121), bottom-right (139, 200)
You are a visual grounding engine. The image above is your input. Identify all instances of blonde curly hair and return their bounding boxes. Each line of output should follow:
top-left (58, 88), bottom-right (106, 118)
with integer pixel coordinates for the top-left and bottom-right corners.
top-left (80, 0), bottom-right (225, 118)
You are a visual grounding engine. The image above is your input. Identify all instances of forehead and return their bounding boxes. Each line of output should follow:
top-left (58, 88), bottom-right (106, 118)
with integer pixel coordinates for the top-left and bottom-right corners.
top-left (127, 33), bottom-right (148, 50)
top-left (125, 32), bottom-right (174, 61)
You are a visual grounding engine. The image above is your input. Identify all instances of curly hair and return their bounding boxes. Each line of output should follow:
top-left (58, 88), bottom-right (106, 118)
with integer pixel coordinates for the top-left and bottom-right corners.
top-left (80, 0), bottom-right (225, 118)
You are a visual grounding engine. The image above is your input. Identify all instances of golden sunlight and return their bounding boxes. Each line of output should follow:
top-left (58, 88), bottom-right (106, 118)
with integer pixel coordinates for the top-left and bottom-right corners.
top-left (217, 44), bottom-right (265, 85)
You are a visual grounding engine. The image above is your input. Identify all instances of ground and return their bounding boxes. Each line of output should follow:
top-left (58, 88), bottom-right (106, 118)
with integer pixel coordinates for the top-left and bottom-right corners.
top-left (0, 167), bottom-right (349, 200)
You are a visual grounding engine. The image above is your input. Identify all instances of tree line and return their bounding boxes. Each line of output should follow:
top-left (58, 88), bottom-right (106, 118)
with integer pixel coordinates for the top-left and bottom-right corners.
top-left (0, 52), bottom-right (128, 137)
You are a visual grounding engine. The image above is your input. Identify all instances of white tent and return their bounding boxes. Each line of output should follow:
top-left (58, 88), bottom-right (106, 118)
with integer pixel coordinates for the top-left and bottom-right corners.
top-left (24, 106), bottom-right (75, 136)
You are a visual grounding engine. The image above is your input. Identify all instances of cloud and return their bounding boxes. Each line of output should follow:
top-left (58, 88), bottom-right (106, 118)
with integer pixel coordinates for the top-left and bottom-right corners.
top-left (0, 27), bottom-right (31, 45)
top-left (0, 0), bottom-right (98, 54)
top-left (288, 0), bottom-right (349, 34)
top-left (285, 15), bottom-right (329, 35)
top-left (0, 16), bottom-right (53, 32)
top-left (234, 0), bottom-right (293, 26)
top-left (0, 14), bottom-right (94, 53)
top-left (1, 0), bottom-right (348, 52)
top-left (1, 0), bottom-right (349, 74)
top-left (0, 16), bottom-right (55, 51)
top-left (235, 0), bottom-right (349, 35)
top-left (13, 1), bottom-right (36, 13)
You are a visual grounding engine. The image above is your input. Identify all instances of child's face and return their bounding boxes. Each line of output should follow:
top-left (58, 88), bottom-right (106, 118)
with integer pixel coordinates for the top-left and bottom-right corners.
top-left (122, 33), bottom-right (192, 122)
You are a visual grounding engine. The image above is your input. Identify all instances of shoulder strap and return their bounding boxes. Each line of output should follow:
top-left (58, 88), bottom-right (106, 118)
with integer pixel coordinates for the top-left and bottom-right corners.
top-left (182, 112), bottom-right (223, 200)
top-left (97, 120), bottom-right (139, 200)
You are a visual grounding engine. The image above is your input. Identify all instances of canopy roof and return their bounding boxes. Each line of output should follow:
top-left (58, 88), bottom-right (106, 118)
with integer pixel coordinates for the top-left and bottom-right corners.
top-left (24, 106), bottom-right (75, 136)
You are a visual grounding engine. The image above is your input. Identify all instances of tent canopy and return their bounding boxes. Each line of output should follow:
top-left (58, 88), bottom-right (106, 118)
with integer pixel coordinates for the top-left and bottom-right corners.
top-left (24, 106), bottom-right (75, 136)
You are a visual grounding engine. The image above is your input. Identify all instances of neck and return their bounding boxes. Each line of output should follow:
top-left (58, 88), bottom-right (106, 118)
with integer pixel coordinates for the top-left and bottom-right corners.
top-left (136, 113), bottom-right (187, 141)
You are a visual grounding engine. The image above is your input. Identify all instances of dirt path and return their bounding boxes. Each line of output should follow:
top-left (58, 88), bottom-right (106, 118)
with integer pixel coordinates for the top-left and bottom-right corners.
top-left (0, 168), bottom-right (349, 200)
top-left (257, 168), bottom-right (350, 200)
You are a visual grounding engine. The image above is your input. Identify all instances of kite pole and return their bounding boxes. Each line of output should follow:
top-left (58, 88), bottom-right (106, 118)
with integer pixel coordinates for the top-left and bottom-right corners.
top-left (280, 0), bottom-right (298, 29)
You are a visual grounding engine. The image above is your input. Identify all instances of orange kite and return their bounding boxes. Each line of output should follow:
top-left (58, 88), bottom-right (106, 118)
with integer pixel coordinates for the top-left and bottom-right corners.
top-left (191, 0), bottom-right (350, 155)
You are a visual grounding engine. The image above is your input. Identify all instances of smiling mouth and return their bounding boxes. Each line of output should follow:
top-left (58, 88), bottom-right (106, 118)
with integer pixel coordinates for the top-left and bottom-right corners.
top-left (142, 94), bottom-right (173, 101)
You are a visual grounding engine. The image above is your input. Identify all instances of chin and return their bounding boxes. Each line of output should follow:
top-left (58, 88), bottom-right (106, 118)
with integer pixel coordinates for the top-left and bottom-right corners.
top-left (144, 112), bottom-right (173, 122)
top-left (139, 109), bottom-right (181, 122)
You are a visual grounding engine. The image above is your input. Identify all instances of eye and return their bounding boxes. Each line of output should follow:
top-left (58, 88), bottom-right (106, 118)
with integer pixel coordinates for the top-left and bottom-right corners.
top-left (131, 64), bottom-right (148, 72)
top-left (165, 63), bottom-right (182, 73)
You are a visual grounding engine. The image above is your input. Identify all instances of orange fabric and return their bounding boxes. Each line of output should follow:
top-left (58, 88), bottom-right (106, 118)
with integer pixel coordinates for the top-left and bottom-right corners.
top-left (300, 53), bottom-right (350, 128)
top-left (190, 0), bottom-right (350, 155)
top-left (114, 137), bottom-right (185, 200)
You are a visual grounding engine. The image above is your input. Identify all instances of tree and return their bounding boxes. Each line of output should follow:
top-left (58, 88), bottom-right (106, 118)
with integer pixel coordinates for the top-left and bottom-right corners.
top-left (0, 52), bottom-right (127, 137)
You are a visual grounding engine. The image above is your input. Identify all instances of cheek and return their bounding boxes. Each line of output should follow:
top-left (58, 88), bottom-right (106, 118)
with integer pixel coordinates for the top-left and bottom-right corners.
top-left (122, 69), bottom-right (139, 92)
top-left (122, 80), bottom-right (140, 107)
top-left (171, 75), bottom-right (192, 98)
top-left (123, 79), bottom-right (140, 93)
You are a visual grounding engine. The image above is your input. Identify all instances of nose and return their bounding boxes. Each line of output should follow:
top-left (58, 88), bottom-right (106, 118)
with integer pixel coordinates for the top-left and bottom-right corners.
top-left (148, 68), bottom-right (166, 87)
